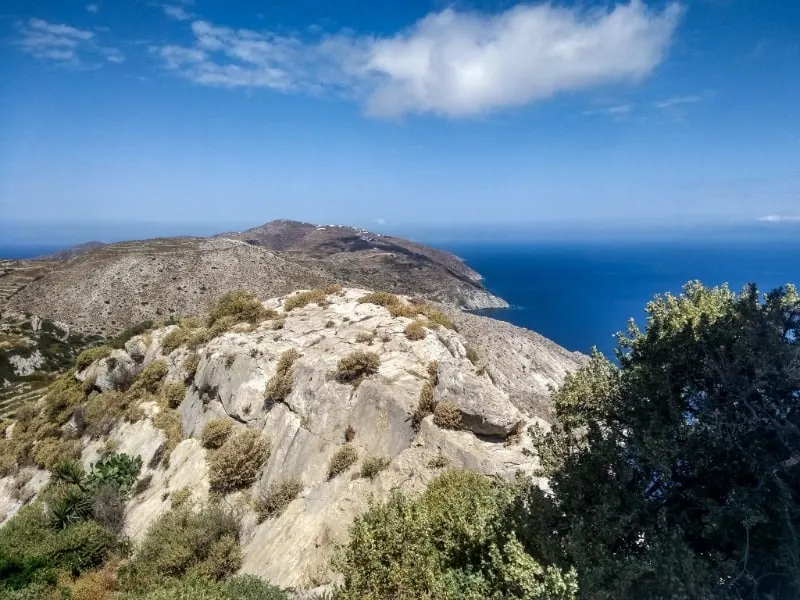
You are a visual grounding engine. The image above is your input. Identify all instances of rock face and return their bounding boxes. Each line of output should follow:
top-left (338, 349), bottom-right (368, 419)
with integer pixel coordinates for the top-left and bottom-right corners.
top-left (2, 220), bottom-right (507, 335)
top-left (0, 289), bottom-right (583, 589)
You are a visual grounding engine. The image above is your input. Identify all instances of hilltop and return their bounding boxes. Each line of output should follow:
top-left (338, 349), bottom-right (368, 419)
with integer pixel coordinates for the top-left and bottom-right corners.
top-left (1, 221), bottom-right (507, 336)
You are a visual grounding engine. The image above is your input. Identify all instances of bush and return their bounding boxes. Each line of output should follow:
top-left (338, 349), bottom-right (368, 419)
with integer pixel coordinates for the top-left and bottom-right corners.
top-left (465, 347), bottom-right (479, 366)
top-left (222, 575), bottom-right (289, 600)
top-left (170, 487), bottom-right (192, 508)
top-left (84, 391), bottom-right (128, 438)
top-left (360, 456), bottom-right (389, 480)
top-left (90, 483), bottom-right (126, 533)
top-left (403, 321), bottom-right (426, 341)
top-left (44, 371), bottom-right (86, 425)
top-left (75, 346), bottom-right (111, 372)
top-left (355, 331), bottom-right (374, 344)
top-left (86, 453), bottom-right (143, 493)
top-left (433, 402), bottom-right (462, 430)
top-left (68, 562), bottom-right (117, 600)
top-left (160, 328), bottom-right (189, 355)
top-left (427, 452), bottom-right (449, 469)
top-left (207, 291), bottom-right (273, 328)
top-left (334, 470), bottom-right (577, 600)
top-left (182, 352), bottom-right (200, 380)
top-left (110, 320), bottom-right (153, 350)
top-left (283, 289), bottom-right (331, 312)
top-left (264, 349), bottom-right (299, 405)
top-left (118, 502), bottom-right (241, 592)
top-left (256, 478), bottom-right (303, 521)
top-left (32, 437), bottom-right (82, 470)
top-left (187, 328), bottom-right (213, 349)
top-left (153, 409), bottom-right (182, 453)
top-left (358, 291), bottom-right (400, 307)
top-left (208, 429), bottom-right (270, 493)
top-left (162, 381), bottom-right (186, 409)
top-left (424, 309), bottom-right (456, 331)
top-left (327, 444), bottom-right (358, 480)
top-left (130, 361), bottom-right (168, 395)
top-left (335, 351), bottom-right (380, 385)
top-left (201, 419), bottom-right (233, 450)
top-left (113, 576), bottom-right (288, 600)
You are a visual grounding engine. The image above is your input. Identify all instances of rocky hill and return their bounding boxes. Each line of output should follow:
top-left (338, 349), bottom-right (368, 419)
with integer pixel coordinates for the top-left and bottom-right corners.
top-left (0, 287), bottom-right (582, 591)
top-left (1, 221), bottom-right (507, 336)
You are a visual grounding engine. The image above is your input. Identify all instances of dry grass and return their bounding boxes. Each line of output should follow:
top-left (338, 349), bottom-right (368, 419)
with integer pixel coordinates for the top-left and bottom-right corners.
top-left (412, 361), bottom-right (439, 430)
top-left (130, 360), bottom-right (168, 395)
top-left (358, 291), bottom-right (400, 307)
top-left (265, 349), bottom-right (299, 404)
top-left (160, 328), bottom-right (189, 354)
top-left (209, 428), bottom-right (270, 493)
top-left (32, 437), bottom-right (82, 470)
top-left (183, 352), bottom-right (200, 379)
top-left (433, 402), bottom-right (462, 430)
top-left (355, 331), bottom-right (375, 344)
top-left (256, 477), bottom-right (303, 521)
top-left (68, 560), bottom-right (118, 600)
top-left (404, 321), bottom-right (427, 341)
top-left (427, 452), bottom-right (450, 469)
top-left (153, 408), bottom-right (182, 453)
top-left (284, 288), bottom-right (335, 311)
top-left (201, 418), bottom-right (233, 449)
top-left (328, 444), bottom-right (358, 479)
top-left (336, 351), bottom-right (380, 386)
top-left (162, 381), bottom-right (186, 409)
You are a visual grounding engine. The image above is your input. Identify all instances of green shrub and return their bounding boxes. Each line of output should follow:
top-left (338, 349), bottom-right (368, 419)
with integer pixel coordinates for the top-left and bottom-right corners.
top-left (327, 444), bottom-right (358, 480)
top-left (403, 321), bottom-right (426, 341)
top-left (32, 437), bottom-right (82, 470)
top-left (424, 309), bottom-right (456, 331)
top-left (360, 456), bottom-right (389, 480)
top-left (335, 351), bottom-right (380, 385)
top-left (334, 470), bottom-right (578, 600)
top-left (283, 289), bottom-right (331, 312)
top-left (222, 575), bottom-right (289, 600)
top-left (113, 576), bottom-right (288, 600)
top-left (433, 402), bottom-right (462, 430)
top-left (170, 487), bottom-right (192, 508)
top-left (117, 502), bottom-right (241, 592)
top-left (465, 347), bottom-right (479, 366)
top-left (256, 478), bottom-right (303, 522)
top-left (162, 381), bottom-right (186, 409)
top-left (183, 352), bottom-right (200, 380)
top-left (130, 360), bottom-right (168, 395)
top-left (208, 429), bottom-right (270, 493)
top-left (161, 328), bottom-right (189, 355)
top-left (265, 349), bottom-right (299, 405)
top-left (75, 346), bottom-right (111, 372)
top-left (43, 371), bottom-right (86, 424)
top-left (208, 291), bottom-right (273, 328)
top-left (201, 419), bottom-right (233, 450)
top-left (153, 409), bottom-right (182, 453)
top-left (86, 453), bottom-right (143, 493)
top-left (84, 391), bottom-right (127, 437)
top-left (110, 321), bottom-right (153, 350)
top-left (187, 328), bottom-right (213, 348)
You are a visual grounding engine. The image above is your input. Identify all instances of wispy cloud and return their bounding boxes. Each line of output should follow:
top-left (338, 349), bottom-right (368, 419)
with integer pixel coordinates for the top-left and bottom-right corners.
top-left (582, 104), bottom-right (634, 119)
top-left (162, 5), bottom-right (194, 21)
top-left (16, 18), bottom-right (124, 67)
top-left (654, 94), bottom-right (706, 109)
top-left (758, 215), bottom-right (800, 223)
top-left (151, 0), bottom-right (683, 118)
top-left (86, 4), bottom-right (99, 13)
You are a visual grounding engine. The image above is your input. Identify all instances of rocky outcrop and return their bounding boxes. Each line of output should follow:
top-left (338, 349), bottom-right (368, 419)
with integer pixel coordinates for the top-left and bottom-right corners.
top-left (0, 288), bottom-right (582, 589)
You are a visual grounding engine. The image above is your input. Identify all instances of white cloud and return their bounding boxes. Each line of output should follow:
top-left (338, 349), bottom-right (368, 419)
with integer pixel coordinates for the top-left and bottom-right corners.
top-left (163, 5), bottom-right (194, 21)
top-left (86, 4), bottom-right (99, 13)
top-left (758, 215), bottom-right (800, 223)
top-left (152, 0), bottom-right (683, 118)
top-left (16, 18), bottom-right (123, 66)
top-left (654, 94), bottom-right (706, 109)
top-left (582, 103), bottom-right (633, 119)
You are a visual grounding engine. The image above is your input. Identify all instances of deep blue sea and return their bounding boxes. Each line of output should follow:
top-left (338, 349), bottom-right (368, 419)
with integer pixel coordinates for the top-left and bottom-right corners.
top-left (438, 240), bottom-right (800, 357)
top-left (3, 239), bottom-right (799, 357)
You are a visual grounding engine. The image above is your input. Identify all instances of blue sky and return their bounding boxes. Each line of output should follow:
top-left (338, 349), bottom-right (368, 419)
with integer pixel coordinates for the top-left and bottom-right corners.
top-left (0, 0), bottom-right (798, 237)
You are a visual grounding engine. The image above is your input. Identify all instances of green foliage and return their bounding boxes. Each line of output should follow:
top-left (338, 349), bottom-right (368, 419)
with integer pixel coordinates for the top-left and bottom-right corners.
top-left (531, 282), bottom-right (800, 600)
top-left (32, 437), bottom-right (82, 470)
top-left (118, 502), bottom-right (241, 593)
top-left (208, 291), bottom-right (273, 328)
top-left (131, 361), bottom-right (168, 395)
top-left (335, 351), bottom-right (380, 385)
top-left (161, 328), bottom-right (189, 355)
top-left (201, 419), bottom-right (233, 450)
top-left (423, 309), bottom-right (456, 331)
top-left (43, 371), bottom-right (87, 425)
top-left (327, 444), bottom-right (358, 480)
top-left (404, 321), bottom-right (426, 341)
top-left (183, 352), bottom-right (200, 380)
top-left (75, 346), bottom-right (111, 372)
top-left (110, 320), bottom-right (154, 350)
top-left (50, 488), bottom-right (92, 529)
top-left (256, 478), bottom-right (303, 521)
top-left (221, 575), bottom-right (289, 600)
top-left (163, 381), bottom-right (186, 409)
top-left (86, 453), bottom-right (143, 494)
top-left (334, 470), bottom-right (577, 600)
top-left (264, 349), bottom-right (299, 405)
top-left (114, 575), bottom-right (288, 600)
top-left (360, 456), bottom-right (390, 480)
top-left (208, 429), bottom-right (270, 493)
top-left (84, 391), bottom-right (128, 438)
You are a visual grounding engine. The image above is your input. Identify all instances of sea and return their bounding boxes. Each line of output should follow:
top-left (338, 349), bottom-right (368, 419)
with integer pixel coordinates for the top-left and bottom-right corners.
top-left (3, 237), bottom-right (799, 357)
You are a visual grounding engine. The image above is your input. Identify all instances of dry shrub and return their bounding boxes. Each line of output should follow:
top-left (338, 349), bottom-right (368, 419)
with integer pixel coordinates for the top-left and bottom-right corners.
top-left (32, 437), bottom-right (82, 470)
top-left (209, 429), bottom-right (270, 493)
top-left (160, 328), bottom-right (189, 355)
top-left (404, 321), bottom-right (427, 341)
top-left (183, 352), bottom-right (200, 379)
top-left (44, 371), bottom-right (87, 425)
top-left (130, 360), bottom-right (168, 395)
top-left (265, 349), bottom-right (299, 404)
top-left (170, 487), bottom-right (192, 508)
top-left (328, 444), bottom-right (358, 480)
top-left (186, 327), bottom-right (213, 348)
top-left (180, 316), bottom-right (204, 329)
top-left (284, 288), bottom-right (331, 311)
top-left (162, 381), bottom-right (186, 409)
top-left (388, 303), bottom-right (426, 319)
top-left (433, 402), bottom-right (463, 430)
top-left (325, 320), bottom-right (335, 329)
top-left (427, 452), bottom-right (450, 469)
top-left (201, 418), bottom-right (233, 449)
top-left (427, 361), bottom-right (439, 385)
top-left (153, 408), bottom-right (182, 453)
top-left (85, 391), bottom-right (127, 437)
top-left (323, 284), bottom-right (344, 294)
top-left (75, 346), bottom-right (111, 371)
top-left (465, 347), bottom-right (479, 366)
top-left (360, 456), bottom-right (390, 480)
top-left (69, 560), bottom-right (118, 600)
top-left (344, 424), bottom-right (356, 442)
top-left (418, 381), bottom-right (436, 415)
top-left (207, 290), bottom-right (273, 328)
top-left (358, 291), bottom-right (400, 307)
top-left (256, 478), bottom-right (303, 521)
top-left (355, 331), bottom-right (375, 344)
top-left (271, 318), bottom-right (285, 330)
top-left (336, 351), bottom-right (380, 386)
top-left (424, 309), bottom-right (456, 331)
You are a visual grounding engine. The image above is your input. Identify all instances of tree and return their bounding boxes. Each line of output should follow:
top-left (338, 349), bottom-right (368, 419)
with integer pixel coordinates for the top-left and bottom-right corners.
top-left (532, 282), bottom-right (800, 599)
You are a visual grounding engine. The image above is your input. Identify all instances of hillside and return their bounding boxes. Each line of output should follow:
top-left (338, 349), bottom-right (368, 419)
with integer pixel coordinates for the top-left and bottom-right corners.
top-left (0, 287), bottom-right (582, 593)
top-left (1, 221), bottom-right (507, 335)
